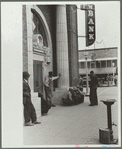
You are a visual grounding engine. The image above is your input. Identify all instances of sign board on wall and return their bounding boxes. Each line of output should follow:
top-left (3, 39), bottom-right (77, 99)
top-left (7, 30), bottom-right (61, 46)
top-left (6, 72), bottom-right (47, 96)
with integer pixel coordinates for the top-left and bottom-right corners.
top-left (80, 4), bottom-right (96, 47)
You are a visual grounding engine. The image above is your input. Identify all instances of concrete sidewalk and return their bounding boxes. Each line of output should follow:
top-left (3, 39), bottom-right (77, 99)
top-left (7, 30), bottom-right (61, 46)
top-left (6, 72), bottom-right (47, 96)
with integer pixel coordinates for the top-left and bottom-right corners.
top-left (23, 86), bottom-right (119, 146)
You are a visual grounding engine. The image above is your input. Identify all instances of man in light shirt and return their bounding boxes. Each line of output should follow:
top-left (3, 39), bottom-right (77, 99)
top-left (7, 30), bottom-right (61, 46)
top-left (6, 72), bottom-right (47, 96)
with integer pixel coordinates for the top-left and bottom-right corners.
top-left (44, 71), bottom-right (61, 107)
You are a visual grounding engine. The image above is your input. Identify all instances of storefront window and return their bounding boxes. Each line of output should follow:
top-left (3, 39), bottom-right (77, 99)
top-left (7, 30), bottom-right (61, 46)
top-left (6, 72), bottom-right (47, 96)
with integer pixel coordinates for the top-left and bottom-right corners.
top-left (88, 61), bottom-right (90, 68)
top-left (112, 60), bottom-right (117, 67)
top-left (91, 62), bottom-right (95, 68)
top-left (96, 61), bottom-right (100, 68)
top-left (107, 60), bottom-right (111, 67)
top-left (80, 62), bottom-right (85, 69)
top-left (101, 60), bottom-right (106, 68)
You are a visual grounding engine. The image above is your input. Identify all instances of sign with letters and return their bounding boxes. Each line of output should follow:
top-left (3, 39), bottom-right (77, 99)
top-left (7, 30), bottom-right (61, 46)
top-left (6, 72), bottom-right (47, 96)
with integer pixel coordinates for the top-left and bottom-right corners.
top-left (80, 4), bottom-right (96, 47)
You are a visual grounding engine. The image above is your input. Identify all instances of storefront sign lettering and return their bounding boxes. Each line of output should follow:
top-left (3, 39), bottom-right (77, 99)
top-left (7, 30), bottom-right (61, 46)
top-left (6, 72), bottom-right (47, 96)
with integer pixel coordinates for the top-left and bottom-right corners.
top-left (80, 4), bottom-right (96, 47)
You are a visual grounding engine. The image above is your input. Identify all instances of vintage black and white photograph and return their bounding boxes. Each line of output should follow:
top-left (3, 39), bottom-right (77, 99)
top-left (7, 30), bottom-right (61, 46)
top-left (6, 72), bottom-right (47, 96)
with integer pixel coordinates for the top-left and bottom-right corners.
top-left (2, 1), bottom-right (121, 148)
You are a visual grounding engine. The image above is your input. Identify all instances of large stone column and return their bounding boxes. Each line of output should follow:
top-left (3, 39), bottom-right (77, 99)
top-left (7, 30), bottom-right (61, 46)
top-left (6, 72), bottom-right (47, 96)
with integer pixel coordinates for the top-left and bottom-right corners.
top-left (66, 5), bottom-right (79, 87)
top-left (56, 5), bottom-right (69, 88)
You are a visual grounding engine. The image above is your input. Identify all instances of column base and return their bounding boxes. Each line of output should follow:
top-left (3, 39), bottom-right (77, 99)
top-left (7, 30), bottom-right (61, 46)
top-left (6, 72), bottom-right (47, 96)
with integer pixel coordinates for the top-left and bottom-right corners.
top-left (52, 88), bottom-right (68, 105)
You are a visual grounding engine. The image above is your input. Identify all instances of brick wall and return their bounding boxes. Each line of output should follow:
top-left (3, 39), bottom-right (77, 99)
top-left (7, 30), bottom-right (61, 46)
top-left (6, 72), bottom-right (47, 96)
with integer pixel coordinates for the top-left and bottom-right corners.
top-left (22, 5), bottom-right (28, 71)
top-left (67, 5), bottom-right (79, 87)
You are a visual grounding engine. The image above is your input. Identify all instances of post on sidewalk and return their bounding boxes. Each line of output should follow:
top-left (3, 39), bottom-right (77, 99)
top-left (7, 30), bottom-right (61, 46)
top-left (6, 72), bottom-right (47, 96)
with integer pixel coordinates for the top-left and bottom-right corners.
top-left (100, 99), bottom-right (118, 144)
top-left (84, 50), bottom-right (89, 96)
top-left (112, 62), bottom-right (115, 86)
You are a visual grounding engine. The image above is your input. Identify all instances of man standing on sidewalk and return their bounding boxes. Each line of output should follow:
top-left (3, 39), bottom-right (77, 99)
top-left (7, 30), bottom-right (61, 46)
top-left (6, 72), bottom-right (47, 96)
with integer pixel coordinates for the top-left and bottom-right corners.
top-left (23, 71), bottom-right (41, 126)
top-left (44, 71), bottom-right (61, 107)
top-left (89, 71), bottom-right (98, 106)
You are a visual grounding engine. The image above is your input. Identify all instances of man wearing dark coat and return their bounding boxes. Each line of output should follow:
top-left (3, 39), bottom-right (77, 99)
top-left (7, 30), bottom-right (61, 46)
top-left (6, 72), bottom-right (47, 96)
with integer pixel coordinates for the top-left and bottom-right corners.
top-left (23, 71), bottom-right (41, 126)
top-left (89, 71), bottom-right (98, 106)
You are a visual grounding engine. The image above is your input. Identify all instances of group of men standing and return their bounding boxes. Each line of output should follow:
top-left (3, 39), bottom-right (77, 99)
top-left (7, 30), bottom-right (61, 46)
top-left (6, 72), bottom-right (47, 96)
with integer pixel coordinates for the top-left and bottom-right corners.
top-left (23, 71), bottom-right (61, 126)
top-left (23, 70), bottom-right (98, 126)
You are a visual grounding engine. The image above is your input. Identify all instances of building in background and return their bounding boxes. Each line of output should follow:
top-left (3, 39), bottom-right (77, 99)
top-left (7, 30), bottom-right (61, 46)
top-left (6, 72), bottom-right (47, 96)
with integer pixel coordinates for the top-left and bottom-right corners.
top-left (79, 47), bottom-right (118, 79)
top-left (23, 5), bottom-right (79, 110)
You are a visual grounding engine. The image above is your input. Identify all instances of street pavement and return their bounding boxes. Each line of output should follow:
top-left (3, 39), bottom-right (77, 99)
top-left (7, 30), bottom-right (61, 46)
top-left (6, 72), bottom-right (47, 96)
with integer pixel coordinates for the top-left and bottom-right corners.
top-left (23, 86), bottom-right (119, 147)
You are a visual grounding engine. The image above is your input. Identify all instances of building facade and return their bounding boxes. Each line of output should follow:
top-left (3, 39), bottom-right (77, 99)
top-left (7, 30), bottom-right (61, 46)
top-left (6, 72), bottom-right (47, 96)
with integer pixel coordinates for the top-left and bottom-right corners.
top-left (23, 5), bottom-right (79, 104)
top-left (79, 47), bottom-right (118, 79)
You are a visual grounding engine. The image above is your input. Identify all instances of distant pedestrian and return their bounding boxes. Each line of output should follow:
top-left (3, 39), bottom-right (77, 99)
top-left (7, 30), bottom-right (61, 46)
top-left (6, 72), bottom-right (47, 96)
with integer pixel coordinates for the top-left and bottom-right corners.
top-left (44, 71), bottom-right (61, 107)
top-left (114, 74), bottom-right (118, 86)
top-left (110, 75), bottom-right (113, 85)
top-left (89, 71), bottom-right (98, 106)
top-left (23, 71), bottom-right (41, 126)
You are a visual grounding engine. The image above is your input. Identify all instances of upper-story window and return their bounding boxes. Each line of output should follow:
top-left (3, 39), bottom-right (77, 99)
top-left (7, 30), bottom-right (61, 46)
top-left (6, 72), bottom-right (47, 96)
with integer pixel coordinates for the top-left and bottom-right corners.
top-left (32, 11), bottom-right (48, 47)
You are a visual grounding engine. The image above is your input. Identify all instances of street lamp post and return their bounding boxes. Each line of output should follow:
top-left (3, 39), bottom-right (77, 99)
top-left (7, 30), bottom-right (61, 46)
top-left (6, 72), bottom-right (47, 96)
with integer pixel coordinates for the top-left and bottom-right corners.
top-left (112, 63), bottom-right (115, 86)
top-left (84, 51), bottom-right (89, 96)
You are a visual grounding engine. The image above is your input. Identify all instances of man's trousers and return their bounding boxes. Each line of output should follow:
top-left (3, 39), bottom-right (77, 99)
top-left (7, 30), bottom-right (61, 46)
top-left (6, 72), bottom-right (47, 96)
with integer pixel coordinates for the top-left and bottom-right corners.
top-left (90, 86), bottom-right (98, 105)
top-left (23, 98), bottom-right (37, 123)
top-left (44, 86), bottom-right (53, 106)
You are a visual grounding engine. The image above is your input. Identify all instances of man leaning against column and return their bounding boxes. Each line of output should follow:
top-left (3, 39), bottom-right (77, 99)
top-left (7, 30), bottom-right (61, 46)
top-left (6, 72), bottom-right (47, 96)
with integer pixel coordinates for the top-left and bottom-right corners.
top-left (44, 71), bottom-right (61, 107)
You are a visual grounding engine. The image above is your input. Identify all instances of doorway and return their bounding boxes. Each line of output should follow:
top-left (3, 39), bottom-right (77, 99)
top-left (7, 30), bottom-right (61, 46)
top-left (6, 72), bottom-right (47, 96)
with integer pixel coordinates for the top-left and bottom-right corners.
top-left (33, 60), bottom-right (43, 93)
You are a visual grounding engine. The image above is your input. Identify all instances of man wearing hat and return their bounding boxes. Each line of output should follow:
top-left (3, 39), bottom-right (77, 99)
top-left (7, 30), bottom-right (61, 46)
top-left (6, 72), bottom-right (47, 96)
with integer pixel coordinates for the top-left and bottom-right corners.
top-left (44, 71), bottom-right (61, 107)
top-left (89, 71), bottom-right (98, 106)
top-left (23, 71), bottom-right (41, 126)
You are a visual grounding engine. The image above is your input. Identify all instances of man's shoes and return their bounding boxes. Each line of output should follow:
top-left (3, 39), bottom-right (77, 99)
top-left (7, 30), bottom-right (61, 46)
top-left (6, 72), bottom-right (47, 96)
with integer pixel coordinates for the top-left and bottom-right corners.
top-left (94, 104), bottom-right (98, 106)
top-left (89, 104), bottom-right (94, 106)
top-left (33, 121), bottom-right (41, 124)
top-left (24, 122), bottom-right (34, 126)
top-left (51, 104), bottom-right (56, 107)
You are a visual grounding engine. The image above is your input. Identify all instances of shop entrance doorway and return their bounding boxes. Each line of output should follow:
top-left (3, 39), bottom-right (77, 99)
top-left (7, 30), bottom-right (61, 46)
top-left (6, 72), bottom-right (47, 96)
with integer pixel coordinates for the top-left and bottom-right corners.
top-left (33, 60), bottom-right (43, 94)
